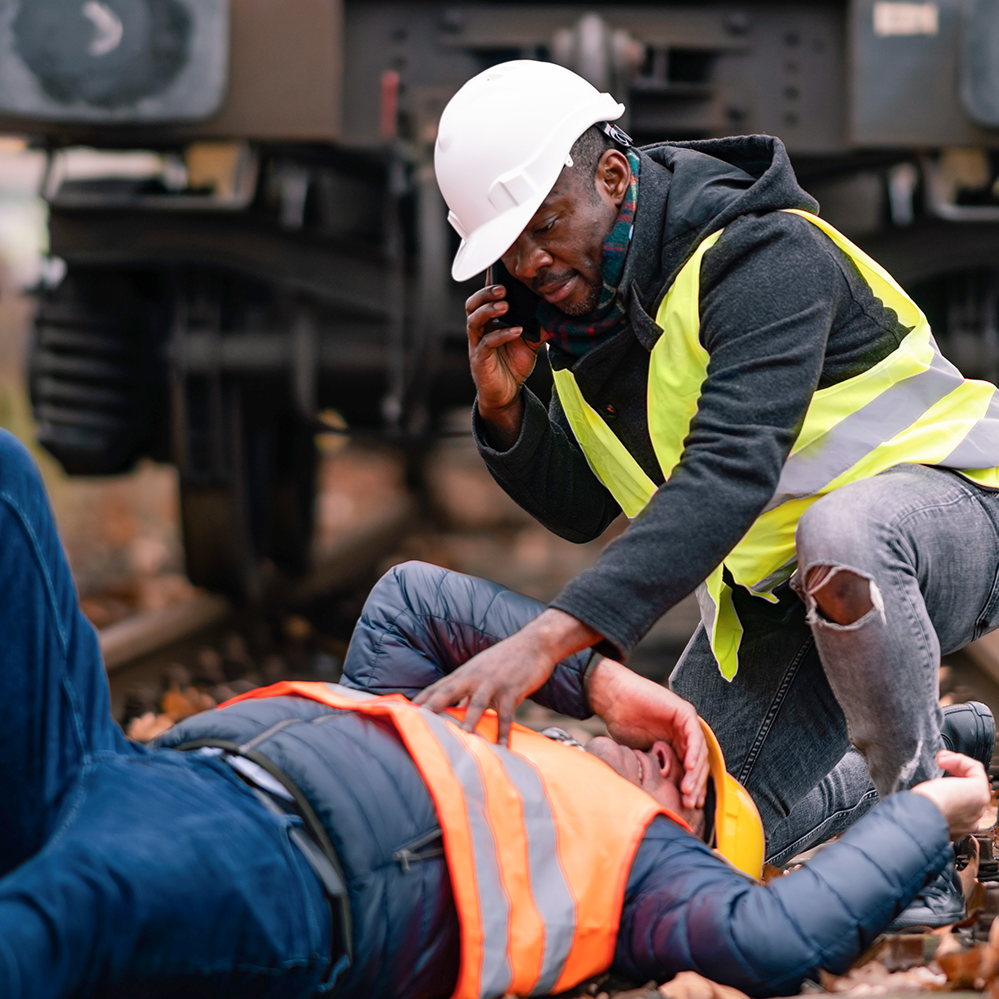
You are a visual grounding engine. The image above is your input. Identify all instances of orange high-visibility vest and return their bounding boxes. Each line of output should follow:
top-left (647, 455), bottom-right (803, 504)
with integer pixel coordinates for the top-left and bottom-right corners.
top-left (224, 680), bottom-right (689, 999)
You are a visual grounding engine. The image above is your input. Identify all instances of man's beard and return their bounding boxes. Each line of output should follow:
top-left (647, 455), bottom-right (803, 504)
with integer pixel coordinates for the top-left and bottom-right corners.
top-left (533, 268), bottom-right (602, 316)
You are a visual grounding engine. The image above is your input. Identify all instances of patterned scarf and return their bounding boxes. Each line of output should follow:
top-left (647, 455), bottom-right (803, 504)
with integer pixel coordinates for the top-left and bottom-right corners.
top-left (539, 148), bottom-right (641, 357)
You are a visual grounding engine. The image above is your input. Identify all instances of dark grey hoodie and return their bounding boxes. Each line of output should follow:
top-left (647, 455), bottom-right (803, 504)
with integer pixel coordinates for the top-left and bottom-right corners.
top-left (473, 135), bottom-right (910, 661)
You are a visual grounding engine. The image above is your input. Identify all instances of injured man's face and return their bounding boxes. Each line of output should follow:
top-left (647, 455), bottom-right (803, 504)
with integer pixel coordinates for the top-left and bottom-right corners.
top-left (585, 737), bottom-right (708, 840)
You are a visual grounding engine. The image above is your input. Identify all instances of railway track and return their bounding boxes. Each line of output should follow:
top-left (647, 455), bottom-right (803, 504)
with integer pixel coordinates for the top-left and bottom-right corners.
top-left (97, 482), bottom-right (999, 757)
top-left (102, 497), bottom-right (416, 731)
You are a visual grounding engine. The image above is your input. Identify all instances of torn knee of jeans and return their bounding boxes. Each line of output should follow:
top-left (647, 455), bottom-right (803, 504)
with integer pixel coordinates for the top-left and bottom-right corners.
top-left (803, 564), bottom-right (886, 628)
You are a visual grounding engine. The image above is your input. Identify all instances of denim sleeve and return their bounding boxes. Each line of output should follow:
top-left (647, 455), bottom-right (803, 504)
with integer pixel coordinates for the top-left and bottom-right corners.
top-left (617, 793), bottom-right (951, 997)
top-left (340, 561), bottom-right (593, 718)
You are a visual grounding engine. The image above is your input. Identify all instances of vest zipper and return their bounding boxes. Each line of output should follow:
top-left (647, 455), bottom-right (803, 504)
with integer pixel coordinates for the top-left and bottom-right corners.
top-left (393, 828), bottom-right (444, 872)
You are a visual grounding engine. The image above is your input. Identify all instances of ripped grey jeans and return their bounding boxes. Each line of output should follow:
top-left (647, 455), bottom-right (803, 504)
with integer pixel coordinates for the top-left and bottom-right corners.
top-left (672, 464), bottom-right (999, 865)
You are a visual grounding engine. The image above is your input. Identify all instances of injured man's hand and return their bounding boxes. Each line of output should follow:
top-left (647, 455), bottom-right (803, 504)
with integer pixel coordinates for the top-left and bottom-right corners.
top-left (911, 748), bottom-right (991, 839)
top-left (586, 655), bottom-right (710, 810)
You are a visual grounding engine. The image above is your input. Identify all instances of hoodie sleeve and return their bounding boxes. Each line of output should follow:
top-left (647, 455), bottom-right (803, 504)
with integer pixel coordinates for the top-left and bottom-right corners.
top-left (472, 384), bottom-right (623, 544)
top-left (616, 793), bottom-right (952, 997)
top-left (548, 211), bottom-right (858, 659)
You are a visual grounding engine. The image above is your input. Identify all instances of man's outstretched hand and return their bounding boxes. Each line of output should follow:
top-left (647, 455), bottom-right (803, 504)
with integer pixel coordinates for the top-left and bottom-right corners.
top-left (412, 608), bottom-right (710, 810)
top-left (912, 750), bottom-right (991, 839)
top-left (413, 608), bottom-right (602, 747)
top-left (587, 657), bottom-right (709, 810)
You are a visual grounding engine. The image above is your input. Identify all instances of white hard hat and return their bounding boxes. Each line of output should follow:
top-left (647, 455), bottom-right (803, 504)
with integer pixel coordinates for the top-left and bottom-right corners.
top-left (435, 60), bottom-right (625, 282)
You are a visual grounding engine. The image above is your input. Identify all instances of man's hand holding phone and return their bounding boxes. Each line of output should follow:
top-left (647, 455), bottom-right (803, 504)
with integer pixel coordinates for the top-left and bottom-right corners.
top-left (467, 270), bottom-right (546, 451)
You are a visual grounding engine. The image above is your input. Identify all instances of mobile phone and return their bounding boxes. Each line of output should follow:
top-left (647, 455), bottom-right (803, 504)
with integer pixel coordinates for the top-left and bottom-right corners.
top-left (484, 261), bottom-right (542, 344)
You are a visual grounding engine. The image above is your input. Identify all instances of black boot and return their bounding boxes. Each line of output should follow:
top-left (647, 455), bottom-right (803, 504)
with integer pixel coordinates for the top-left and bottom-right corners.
top-left (884, 702), bottom-right (994, 933)
top-left (940, 701), bottom-right (995, 770)
top-left (885, 857), bottom-right (966, 932)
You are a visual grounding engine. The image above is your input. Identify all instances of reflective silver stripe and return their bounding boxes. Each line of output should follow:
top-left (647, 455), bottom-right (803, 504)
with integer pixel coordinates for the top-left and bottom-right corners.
top-left (695, 581), bottom-right (716, 633)
top-left (323, 682), bottom-right (377, 702)
top-left (225, 755), bottom-right (295, 801)
top-left (765, 349), bottom-right (962, 512)
top-left (490, 749), bottom-right (576, 995)
top-left (940, 389), bottom-right (999, 468)
top-left (748, 555), bottom-right (798, 595)
top-left (419, 711), bottom-right (513, 998)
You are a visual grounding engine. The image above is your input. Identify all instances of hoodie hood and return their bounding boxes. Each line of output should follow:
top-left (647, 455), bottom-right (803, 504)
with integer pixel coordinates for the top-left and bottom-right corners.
top-left (623, 134), bottom-right (818, 318)
top-left (545, 133), bottom-right (818, 377)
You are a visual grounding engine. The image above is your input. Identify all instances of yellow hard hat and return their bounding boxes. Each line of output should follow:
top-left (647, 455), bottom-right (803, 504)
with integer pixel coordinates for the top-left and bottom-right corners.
top-left (699, 718), bottom-right (766, 880)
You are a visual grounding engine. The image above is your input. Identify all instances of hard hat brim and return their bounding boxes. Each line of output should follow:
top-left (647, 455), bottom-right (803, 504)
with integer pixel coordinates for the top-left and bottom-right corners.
top-left (699, 718), bottom-right (729, 800)
top-left (450, 192), bottom-right (542, 282)
top-left (698, 718), bottom-right (766, 879)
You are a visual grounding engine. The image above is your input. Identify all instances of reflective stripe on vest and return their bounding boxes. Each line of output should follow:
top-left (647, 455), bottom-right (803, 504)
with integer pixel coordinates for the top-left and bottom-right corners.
top-left (222, 681), bottom-right (687, 999)
top-left (552, 209), bottom-right (999, 680)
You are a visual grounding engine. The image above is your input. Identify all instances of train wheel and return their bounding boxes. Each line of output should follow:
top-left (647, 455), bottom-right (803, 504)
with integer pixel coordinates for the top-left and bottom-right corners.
top-left (179, 382), bottom-right (316, 601)
top-left (29, 268), bottom-right (168, 475)
top-left (858, 219), bottom-right (999, 382)
top-left (179, 382), bottom-right (259, 599)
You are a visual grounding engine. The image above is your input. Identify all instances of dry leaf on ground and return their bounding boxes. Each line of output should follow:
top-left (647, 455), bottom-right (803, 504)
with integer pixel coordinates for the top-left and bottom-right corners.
top-left (959, 836), bottom-right (982, 900)
top-left (874, 934), bottom-right (936, 972)
top-left (161, 684), bottom-right (215, 722)
top-left (979, 916), bottom-right (999, 984)
top-left (933, 926), bottom-right (965, 960)
top-left (968, 881), bottom-right (988, 919)
top-left (126, 711), bottom-right (175, 742)
top-left (936, 944), bottom-right (984, 989)
top-left (820, 961), bottom-right (946, 994)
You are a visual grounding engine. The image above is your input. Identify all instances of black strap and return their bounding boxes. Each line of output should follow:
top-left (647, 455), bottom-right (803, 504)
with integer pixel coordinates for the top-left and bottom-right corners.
top-left (173, 736), bottom-right (354, 972)
top-left (249, 787), bottom-right (351, 991)
top-left (598, 120), bottom-right (634, 148)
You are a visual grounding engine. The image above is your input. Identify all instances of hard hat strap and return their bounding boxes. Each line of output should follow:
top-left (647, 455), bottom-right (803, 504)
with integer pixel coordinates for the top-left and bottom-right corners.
top-left (598, 121), bottom-right (634, 148)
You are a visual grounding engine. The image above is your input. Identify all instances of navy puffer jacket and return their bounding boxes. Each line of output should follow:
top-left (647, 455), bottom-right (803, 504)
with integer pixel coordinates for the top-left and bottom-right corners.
top-left (161, 562), bottom-right (953, 998)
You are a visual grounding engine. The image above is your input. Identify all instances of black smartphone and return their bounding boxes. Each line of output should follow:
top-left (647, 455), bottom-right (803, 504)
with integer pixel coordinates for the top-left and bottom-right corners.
top-left (484, 261), bottom-right (542, 344)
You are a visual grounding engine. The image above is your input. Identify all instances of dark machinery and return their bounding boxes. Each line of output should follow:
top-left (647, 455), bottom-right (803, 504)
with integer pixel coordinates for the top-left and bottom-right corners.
top-left (2, 0), bottom-right (999, 596)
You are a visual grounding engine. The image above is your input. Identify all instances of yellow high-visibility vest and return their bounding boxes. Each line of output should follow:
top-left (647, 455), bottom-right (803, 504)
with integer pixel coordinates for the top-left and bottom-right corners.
top-left (552, 209), bottom-right (999, 680)
top-left (227, 680), bottom-right (687, 999)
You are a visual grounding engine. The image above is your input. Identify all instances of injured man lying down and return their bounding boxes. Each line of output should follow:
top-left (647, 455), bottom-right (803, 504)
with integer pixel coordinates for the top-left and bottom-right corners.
top-left (0, 428), bottom-right (990, 999)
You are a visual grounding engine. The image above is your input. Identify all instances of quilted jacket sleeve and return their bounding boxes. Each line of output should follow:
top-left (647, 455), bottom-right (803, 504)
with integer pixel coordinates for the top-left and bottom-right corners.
top-left (341, 560), bottom-right (592, 718)
top-left (616, 793), bottom-right (952, 996)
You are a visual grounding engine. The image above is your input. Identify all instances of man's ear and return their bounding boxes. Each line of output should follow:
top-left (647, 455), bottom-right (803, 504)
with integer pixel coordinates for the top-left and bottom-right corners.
top-left (652, 743), bottom-right (673, 779)
top-left (595, 149), bottom-right (632, 207)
